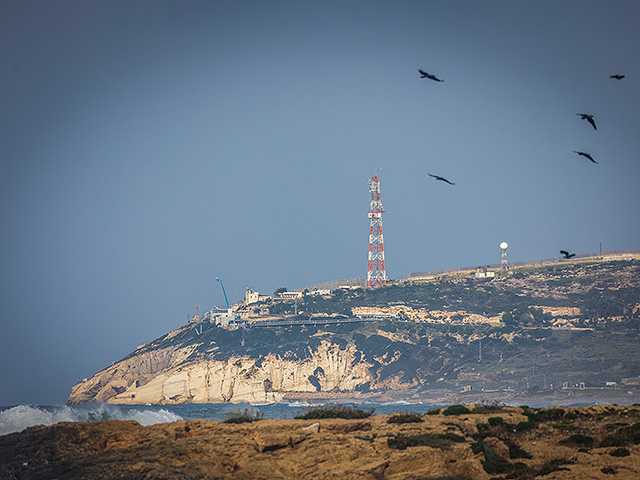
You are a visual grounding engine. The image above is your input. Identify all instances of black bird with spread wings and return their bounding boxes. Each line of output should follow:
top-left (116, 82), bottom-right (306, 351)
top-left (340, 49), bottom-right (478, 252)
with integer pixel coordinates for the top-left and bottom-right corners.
top-left (576, 113), bottom-right (597, 130)
top-left (560, 250), bottom-right (576, 259)
top-left (418, 69), bottom-right (444, 82)
top-left (428, 173), bottom-right (455, 185)
top-left (610, 74), bottom-right (625, 80)
top-left (573, 150), bottom-right (597, 164)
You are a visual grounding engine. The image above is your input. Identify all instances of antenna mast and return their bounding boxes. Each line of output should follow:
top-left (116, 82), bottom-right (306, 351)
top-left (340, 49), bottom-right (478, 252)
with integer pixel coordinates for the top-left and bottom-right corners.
top-left (367, 173), bottom-right (387, 287)
top-left (500, 242), bottom-right (509, 271)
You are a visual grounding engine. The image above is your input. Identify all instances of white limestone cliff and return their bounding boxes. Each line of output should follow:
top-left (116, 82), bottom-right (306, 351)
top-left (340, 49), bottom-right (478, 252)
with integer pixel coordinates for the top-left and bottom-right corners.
top-left (68, 340), bottom-right (372, 405)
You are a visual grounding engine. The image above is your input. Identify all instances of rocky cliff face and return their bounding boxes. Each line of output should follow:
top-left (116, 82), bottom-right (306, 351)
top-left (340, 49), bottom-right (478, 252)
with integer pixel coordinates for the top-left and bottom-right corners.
top-left (68, 338), bottom-right (372, 405)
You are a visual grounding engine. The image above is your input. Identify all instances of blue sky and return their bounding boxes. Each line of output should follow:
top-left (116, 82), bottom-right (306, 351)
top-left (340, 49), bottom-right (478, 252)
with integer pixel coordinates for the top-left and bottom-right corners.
top-left (1, 1), bottom-right (639, 405)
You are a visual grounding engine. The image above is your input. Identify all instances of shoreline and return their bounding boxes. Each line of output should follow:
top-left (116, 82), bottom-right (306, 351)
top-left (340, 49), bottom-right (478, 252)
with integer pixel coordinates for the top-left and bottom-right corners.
top-left (276, 386), bottom-right (640, 408)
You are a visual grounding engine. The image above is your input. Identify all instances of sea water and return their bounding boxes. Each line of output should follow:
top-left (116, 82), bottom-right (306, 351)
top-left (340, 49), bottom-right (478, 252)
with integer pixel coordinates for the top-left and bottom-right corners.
top-left (0, 401), bottom-right (444, 436)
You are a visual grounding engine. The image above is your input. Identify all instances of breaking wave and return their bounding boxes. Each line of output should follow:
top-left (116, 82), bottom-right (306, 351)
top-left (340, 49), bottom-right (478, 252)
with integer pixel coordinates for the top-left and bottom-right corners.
top-left (0, 404), bottom-right (182, 436)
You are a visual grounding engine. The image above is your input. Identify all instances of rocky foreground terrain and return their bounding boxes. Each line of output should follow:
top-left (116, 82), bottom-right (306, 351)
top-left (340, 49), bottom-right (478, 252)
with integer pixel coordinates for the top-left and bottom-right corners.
top-left (2, 404), bottom-right (639, 479)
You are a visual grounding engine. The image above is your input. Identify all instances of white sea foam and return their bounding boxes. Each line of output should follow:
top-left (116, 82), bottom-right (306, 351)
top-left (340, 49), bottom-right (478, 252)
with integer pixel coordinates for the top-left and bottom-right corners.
top-left (120, 407), bottom-right (182, 426)
top-left (283, 401), bottom-right (312, 408)
top-left (367, 400), bottom-right (415, 406)
top-left (0, 404), bottom-right (182, 436)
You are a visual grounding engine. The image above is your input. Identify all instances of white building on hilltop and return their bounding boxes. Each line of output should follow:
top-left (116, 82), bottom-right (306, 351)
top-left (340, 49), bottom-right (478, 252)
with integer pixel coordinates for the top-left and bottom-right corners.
top-left (244, 288), bottom-right (271, 305)
top-left (279, 291), bottom-right (303, 300)
top-left (204, 307), bottom-right (234, 327)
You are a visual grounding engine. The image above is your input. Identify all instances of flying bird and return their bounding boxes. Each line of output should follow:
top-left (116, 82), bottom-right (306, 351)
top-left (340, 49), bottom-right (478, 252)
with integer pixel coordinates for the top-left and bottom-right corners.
top-left (560, 250), bottom-right (576, 259)
top-left (418, 69), bottom-right (444, 82)
top-left (610, 74), bottom-right (625, 80)
top-left (576, 113), bottom-right (597, 130)
top-left (573, 150), bottom-right (597, 164)
top-left (428, 173), bottom-right (455, 185)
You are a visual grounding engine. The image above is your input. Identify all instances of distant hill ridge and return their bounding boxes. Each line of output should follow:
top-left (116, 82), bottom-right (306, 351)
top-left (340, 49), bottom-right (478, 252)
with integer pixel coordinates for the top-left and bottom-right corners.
top-left (68, 255), bottom-right (640, 406)
top-left (407, 249), bottom-right (640, 280)
top-left (298, 250), bottom-right (640, 292)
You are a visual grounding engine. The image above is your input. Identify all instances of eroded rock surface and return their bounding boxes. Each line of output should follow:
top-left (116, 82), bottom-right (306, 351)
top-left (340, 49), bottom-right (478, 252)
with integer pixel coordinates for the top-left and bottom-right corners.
top-left (2, 405), bottom-right (640, 480)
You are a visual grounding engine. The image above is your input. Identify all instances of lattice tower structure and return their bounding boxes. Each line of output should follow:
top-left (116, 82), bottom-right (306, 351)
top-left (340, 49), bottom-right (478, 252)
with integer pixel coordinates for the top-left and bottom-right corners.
top-left (367, 174), bottom-right (387, 287)
top-left (500, 242), bottom-right (509, 271)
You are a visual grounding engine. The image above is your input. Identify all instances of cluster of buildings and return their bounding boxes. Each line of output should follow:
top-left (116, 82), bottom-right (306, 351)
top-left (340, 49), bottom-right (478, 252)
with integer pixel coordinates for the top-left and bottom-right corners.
top-left (189, 286), bottom-right (336, 328)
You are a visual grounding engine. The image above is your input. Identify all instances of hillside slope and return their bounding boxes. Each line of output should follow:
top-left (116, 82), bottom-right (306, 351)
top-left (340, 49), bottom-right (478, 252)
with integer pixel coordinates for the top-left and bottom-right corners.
top-left (68, 260), bottom-right (640, 405)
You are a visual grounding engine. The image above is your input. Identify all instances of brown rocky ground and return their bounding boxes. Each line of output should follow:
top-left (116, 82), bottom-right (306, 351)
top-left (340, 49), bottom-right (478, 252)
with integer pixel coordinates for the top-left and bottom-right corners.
top-left (1, 404), bottom-right (639, 479)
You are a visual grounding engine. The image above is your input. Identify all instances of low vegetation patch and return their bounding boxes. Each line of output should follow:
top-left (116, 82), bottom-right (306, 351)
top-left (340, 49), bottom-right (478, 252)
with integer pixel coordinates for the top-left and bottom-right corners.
top-left (387, 411), bottom-right (424, 424)
top-left (560, 433), bottom-right (594, 446)
top-left (488, 416), bottom-right (505, 427)
top-left (552, 421), bottom-right (577, 431)
top-left (473, 401), bottom-right (505, 414)
top-left (294, 404), bottom-right (375, 420)
top-left (387, 432), bottom-right (465, 450)
top-left (222, 408), bottom-right (264, 424)
top-left (503, 437), bottom-right (532, 459)
top-left (530, 458), bottom-right (574, 477)
top-left (479, 439), bottom-right (570, 478)
top-left (476, 423), bottom-right (489, 433)
top-left (480, 444), bottom-right (527, 476)
top-left (514, 420), bottom-right (537, 432)
top-left (600, 422), bottom-right (640, 447)
top-left (609, 447), bottom-right (630, 457)
top-left (442, 404), bottom-right (471, 416)
top-left (538, 408), bottom-right (566, 421)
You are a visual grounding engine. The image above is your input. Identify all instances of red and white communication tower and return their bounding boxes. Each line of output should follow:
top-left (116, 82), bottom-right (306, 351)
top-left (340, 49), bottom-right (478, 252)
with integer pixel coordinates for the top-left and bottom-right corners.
top-left (367, 173), bottom-right (387, 287)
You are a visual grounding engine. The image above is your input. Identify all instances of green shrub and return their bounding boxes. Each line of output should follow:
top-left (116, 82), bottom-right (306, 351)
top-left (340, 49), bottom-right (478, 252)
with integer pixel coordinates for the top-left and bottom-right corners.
top-left (387, 432), bottom-right (465, 450)
top-left (443, 404), bottom-right (471, 416)
top-left (515, 420), bottom-right (537, 432)
top-left (560, 434), bottom-right (594, 446)
top-left (609, 447), bottom-right (630, 457)
top-left (470, 440), bottom-right (484, 454)
top-left (488, 416), bottom-right (504, 426)
top-left (294, 404), bottom-right (374, 420)
top-left (426, 408), bottom-right (441, 415)
top-left (502, 437), bottom-right (532, 459)
top-left (387, 411), bottom-right (424, 424)
top-left (476, 423), bottom-right (489, 432)
top-left (533, 458), bottom-right (574, 477)
top-left (601, 422), bottom-right (640, 447)
top-left (604, 422), bottom-right (628, 431)
top-left (222, 408), bottom-right (264, 424)
top-left (481, 444), bottom-right (525, 475)
top-left (552, 421), bottom-right (577, 431)
top-left (538, 408), bottom-right (566, 421)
